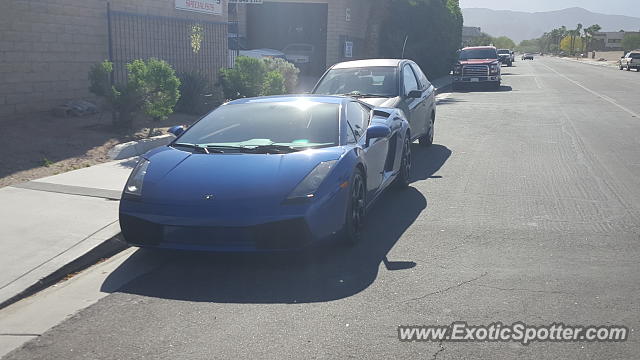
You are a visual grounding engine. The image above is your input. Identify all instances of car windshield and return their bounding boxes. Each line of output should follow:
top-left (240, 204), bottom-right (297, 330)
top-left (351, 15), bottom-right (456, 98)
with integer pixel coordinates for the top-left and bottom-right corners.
top-left (459, 48), bottom-right (498, 60)
top-left (497, 49), bottom-right (510, 54)
top-left (313, 67), bottom-right (398, 97)
top-left (176, 100), bottom-right (340, 149)
top-left (630, 53), bottom-right (640, 59)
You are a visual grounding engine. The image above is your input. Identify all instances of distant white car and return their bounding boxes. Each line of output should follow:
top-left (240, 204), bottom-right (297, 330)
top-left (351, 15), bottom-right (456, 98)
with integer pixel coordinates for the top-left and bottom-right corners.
top-left (282, 43), bottom-right (315, 64)
top-left (228, 34), bottom-right (286, 67)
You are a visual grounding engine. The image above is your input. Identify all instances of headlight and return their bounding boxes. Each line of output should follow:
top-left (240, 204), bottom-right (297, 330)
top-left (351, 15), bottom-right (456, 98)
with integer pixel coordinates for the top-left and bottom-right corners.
top-left (454, 65), bottom-right (462, 75)
top-left (490, 64), bottom-right (499, 73)
top-left (287, 160), bottom-right (337, 200)
top-left (125, 158), bottom-right (150, 196)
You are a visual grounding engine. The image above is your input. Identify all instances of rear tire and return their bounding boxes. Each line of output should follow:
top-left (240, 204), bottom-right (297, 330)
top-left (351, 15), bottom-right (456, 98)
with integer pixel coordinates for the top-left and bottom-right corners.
top-left (343, 169), bottom-right (366, 246)
top-left (419, 115), bottom-right (434, 147)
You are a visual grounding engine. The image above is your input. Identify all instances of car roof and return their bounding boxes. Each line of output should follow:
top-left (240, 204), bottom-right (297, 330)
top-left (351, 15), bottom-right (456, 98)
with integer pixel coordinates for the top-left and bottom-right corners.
top-left (331, 59), bottom-right (406, 69)
top-left (462, 46), bottom-right (496, 50)
top-left (226, 95), bottom-right (347, 106)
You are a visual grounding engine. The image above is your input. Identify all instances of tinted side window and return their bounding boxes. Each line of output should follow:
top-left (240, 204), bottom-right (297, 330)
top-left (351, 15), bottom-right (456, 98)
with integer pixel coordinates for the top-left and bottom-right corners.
top-left (411, 63), bottom-right (431, 89)
top-left (346, 102), bottom-right (370, 141)
top-left (402, 65), bottom-right (419, 95)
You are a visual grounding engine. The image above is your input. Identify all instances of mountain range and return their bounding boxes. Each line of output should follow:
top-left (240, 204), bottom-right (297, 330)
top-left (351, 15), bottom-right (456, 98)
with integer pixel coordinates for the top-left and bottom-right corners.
top-left (462, 7), bottom-right (640, 43)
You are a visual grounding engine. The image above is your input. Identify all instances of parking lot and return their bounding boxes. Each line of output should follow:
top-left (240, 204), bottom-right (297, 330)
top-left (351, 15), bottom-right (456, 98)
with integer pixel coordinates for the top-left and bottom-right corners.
top-left (2, 57), bottom-right (640, 359)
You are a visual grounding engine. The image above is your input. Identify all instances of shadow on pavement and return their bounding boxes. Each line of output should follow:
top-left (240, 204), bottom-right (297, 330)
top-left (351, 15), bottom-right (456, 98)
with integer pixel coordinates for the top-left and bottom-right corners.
top-left (102, 144), bottom-right (452, 303)
top-left (454, 84), bottom-right (513, 93)
top-left (436, 97), bottom-right (467, 106)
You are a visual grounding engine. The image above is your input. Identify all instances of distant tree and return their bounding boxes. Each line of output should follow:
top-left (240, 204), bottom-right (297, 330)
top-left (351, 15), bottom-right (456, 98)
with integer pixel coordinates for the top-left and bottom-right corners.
top-left (493, 36), bottom-right (516, 49)
top-left (379, 0), bottom-right (463, 78)
top-left (467, 32), bottom-right (494, 46)
top-left (582, 24), bottom-right (602, 52)
top-left (517, 39), bottom-right (542, 53)
top-left (560, 35), bottom-right (583, 55)
top-left (570, 24), bottom-right (583, 55)
top-left (622, 33), bottom-right (640, 52)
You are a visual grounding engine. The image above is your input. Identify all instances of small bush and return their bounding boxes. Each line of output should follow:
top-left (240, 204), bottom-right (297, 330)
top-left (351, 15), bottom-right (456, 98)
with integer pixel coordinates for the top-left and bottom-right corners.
top-left (262, 71), bottom-right (286, 96)
top-left (128, 59), bottom-right (181, 121)
top-left (89, 58), bottom-right (181, 128)
top-left (263, 58), bottom-right (299, 93)
top-left (176, 71), bottom-right (210, 115)
top-left (219, 56), bottom-right (296, 100)
top-left (220, 56), bottom-right (267, 99)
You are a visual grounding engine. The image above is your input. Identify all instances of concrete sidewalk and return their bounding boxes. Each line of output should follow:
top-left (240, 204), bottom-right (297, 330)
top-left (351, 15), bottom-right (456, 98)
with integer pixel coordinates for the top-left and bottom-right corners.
top-left (0, 158), bottom-right (136, 307)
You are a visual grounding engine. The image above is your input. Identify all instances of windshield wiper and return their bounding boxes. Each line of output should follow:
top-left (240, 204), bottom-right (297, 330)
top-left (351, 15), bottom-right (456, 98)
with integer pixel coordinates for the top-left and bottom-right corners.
top-left (242, 145), bottom-right (304, 154)
top-left (172, 143), bottom-right (224, 154)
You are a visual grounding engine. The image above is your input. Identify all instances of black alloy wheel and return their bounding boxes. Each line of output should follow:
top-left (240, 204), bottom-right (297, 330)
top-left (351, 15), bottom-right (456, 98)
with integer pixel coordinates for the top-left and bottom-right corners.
top-left (344, 169), bottom-right (366, 245)
top-left (396, 135), bottom-right (412, 189)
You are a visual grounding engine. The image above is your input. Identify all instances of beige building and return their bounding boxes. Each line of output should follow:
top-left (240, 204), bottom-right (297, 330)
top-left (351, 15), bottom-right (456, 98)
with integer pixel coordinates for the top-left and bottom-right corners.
top-left (0, 0), bottom-right (229, 118)
top-left (0, 0), bottom-right (383, 118)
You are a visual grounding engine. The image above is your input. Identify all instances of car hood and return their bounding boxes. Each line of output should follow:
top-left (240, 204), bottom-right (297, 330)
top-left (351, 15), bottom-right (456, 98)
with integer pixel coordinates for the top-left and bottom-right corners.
top-left (139, 147), bottom-right (343, 207)
top-left (458, 59), bottom-right (499, 65)
top-left (357, 96), bottom-right (400, 108)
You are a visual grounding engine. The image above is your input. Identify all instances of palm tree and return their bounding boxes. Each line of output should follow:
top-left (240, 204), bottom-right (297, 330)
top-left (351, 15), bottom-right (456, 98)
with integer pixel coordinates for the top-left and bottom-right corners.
top-left (556, 26), bottom-right (567, 53)
top-left (570, 23), bottom-right (583, 55)
top-left (583, 24), bottom-right (602, 53)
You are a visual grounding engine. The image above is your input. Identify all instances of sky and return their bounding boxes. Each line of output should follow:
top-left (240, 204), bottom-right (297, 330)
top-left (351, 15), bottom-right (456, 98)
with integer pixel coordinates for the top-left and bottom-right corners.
top-left (459, 0), bottom-right (640, 18)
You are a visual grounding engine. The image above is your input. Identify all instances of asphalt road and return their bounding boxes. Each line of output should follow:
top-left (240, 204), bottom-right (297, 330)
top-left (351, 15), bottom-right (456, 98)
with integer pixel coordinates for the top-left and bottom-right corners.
top-left (4, 57), bottom-right (640, 359)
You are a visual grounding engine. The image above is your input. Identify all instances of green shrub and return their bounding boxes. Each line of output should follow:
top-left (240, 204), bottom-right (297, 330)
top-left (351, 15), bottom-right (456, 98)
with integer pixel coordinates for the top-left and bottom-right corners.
top-left (219, 56), bottom-right (296, 100)
top-left (263, 58), bottom-right (299, 93)
top-left (128, 59), bottom-right (180, 121)
top-left (219, 56), bottom-right (267, 99)
top-left (176, 71), bottom-right (210, 115)
top-left (262, 71), bottom-right (286, 96)
top-left (89, 58), bottom-right (180, 128)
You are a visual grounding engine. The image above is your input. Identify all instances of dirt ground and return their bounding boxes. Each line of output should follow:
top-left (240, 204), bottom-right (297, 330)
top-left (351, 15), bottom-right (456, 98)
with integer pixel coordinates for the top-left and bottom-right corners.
top-left (0, 110), bottom-right (200, 188)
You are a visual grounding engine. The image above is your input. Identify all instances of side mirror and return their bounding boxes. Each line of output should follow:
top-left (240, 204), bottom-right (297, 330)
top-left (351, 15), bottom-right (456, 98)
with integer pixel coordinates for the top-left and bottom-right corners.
top-left (168, 125), bottom-right (185, 137)
top-left (407, 90), bottom-right (422, 99)
top-left (365, 124), bottom-right (391, 147)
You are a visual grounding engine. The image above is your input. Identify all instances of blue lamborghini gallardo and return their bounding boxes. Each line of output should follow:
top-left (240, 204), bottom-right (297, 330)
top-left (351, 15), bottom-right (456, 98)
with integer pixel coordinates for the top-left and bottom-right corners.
top-left (119, 95), bottom-right (412, 251)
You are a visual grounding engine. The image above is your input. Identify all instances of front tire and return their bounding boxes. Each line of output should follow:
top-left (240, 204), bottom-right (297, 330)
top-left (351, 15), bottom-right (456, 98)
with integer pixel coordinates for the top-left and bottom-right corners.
top-left (395, 135), bottom-right (412, 189)
top-left (343, 169), bottom-right (366, 246)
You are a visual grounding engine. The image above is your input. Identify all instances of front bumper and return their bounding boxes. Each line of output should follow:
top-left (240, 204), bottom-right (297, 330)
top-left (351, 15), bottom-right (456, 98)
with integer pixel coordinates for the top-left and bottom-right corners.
top-left (119, 188), bottom-right (348, 252)
top-left (453, 76), bottom-right (500, 83)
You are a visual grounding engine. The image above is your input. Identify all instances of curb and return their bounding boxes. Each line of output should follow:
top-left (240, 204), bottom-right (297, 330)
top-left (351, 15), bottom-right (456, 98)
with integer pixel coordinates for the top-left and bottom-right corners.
top-left (435, 82), bottom-right (452, 95)
top-left (0, 233), bottom-right (129, 310)
top-left (108, 134), bottom-right (176, 160)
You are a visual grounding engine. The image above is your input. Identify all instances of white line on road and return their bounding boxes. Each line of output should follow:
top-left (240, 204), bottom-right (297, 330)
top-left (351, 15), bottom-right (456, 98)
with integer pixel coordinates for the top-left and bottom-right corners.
top-left (540, 62), bottom-right (639, 119)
